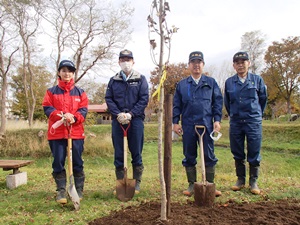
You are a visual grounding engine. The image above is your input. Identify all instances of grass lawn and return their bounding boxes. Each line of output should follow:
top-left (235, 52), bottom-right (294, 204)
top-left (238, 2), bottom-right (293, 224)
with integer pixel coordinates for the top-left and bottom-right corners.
top-left (0, 140), bottom-right (299, 225)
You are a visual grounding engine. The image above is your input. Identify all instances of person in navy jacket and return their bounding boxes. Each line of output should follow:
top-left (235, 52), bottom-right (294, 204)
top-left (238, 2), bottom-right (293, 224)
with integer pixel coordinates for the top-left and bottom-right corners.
top-left (105, 49), bottom-right (149, 194)
top-left (42, 60), bottom-right (88, 204)
top-left (224, 51), bottom-right (267, 195)
top-left (173, 51), bottom-right (223, 197)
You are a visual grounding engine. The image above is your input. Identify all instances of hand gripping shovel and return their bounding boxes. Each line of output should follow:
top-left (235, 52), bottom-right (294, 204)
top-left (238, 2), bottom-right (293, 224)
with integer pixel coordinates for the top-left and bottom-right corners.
top-left (116, 123), bottom-right (136, 202)
top-left (194, 125), bottom-right (216, 207)
top-left (66, 124), bottom-right (80, 210)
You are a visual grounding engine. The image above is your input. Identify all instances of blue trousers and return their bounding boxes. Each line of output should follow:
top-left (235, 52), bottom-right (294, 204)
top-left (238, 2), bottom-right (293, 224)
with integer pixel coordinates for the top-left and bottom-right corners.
top-left (112, 118), bottom-right (144, 168)
top-left (49, 139), bottom-right (84, 173)
top-left (229, 121), bottom-right (262, 166)
top-left (182, 125), bottom-right (218, 167)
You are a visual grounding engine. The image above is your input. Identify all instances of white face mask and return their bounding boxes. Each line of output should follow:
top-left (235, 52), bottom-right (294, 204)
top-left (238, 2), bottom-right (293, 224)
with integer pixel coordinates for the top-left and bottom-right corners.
top-left (120, 61), bottom-right (133, 73)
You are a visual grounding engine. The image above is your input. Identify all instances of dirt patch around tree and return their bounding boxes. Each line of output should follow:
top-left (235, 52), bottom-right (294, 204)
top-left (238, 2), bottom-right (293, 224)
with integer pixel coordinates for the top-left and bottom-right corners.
top-left (89, 199), bottom-right (300, 225)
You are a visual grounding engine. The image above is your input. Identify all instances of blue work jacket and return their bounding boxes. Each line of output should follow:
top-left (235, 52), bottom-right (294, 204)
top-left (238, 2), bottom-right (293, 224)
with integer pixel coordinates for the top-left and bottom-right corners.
top-left (224, 73), bottom-right (267, 122)
top-left (173, 75), bottom-right (223, 128)
top-left (105, 70), bottom-right (149, 120)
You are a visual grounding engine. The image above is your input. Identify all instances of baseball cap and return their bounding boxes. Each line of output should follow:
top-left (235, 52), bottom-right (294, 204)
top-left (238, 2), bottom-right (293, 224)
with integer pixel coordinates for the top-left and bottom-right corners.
top-left (119, 49), bottom-right (133, 59)
top-left (233, 51), bottom-right (249, 62)
top-left (58, 60), bottom-right (76, 72)
top-left (189, 51), bottom-right (204, 62)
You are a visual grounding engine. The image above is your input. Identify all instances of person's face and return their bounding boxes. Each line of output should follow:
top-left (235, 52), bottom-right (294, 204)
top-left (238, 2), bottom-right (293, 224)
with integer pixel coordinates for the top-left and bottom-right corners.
top-left (58, 67), bottom-right (75, 82)
top-left (188, 59), bottom-right (204, 76)
top-left (233, 59), bottom-right (250, 76)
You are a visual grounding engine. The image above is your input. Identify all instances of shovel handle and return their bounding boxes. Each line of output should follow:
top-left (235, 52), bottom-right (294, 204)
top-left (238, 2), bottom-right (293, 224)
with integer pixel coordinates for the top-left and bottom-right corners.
top-left (195, 125), bottom-right (206, 183)
top-left (120, 123), bottom-right (130, 170)
top-left (66, 124), bottom-right (73, 176)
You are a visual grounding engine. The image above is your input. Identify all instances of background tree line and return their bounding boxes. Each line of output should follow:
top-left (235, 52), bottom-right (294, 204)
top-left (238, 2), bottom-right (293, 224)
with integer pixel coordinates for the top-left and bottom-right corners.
top-left (0, 0), bottom-right (133, 138)
top-left (1, 1), bottom-right (300, 139)
top-left (149, 31), bottom-right (300, 120)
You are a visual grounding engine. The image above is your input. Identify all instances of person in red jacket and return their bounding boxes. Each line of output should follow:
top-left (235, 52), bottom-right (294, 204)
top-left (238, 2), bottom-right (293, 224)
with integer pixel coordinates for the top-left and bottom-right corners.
top-left (42, 60), bottom-right (88, 204)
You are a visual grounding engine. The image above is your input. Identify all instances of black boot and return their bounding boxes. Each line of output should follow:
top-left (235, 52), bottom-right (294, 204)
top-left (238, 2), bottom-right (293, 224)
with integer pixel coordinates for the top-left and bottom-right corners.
top-left (133, 165), bottom-right (144, 194)
top-left (74, 171), bottom-right (85, 200)
top-left (249, 164), bottom-right (260, 195)
top-left (183, 166), bottom-right (197, 197)
top-left (52, 171), bottom-right (67, 204)
top-left (206, 166), bottom-right (222, 197)
top-left (232, 160), bottom-right (246, 191)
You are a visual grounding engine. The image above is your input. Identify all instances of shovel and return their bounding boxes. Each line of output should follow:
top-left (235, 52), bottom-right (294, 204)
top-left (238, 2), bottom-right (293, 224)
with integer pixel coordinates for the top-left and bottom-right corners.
top-left (194, 125), bottom-right (216, 207)
top-left (66, 124), bottom-right (80, 210)
top-left (116, 123), bottom-right (136, 202)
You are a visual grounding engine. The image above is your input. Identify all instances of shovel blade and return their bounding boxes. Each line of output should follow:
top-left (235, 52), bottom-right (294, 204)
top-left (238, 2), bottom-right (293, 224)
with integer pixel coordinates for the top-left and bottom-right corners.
top-left (194, 182), bottom-right (215, 207)
top-left (116, 178), bottom-right (136, 202)
top-left (68, 176), bottom-right (80, 211)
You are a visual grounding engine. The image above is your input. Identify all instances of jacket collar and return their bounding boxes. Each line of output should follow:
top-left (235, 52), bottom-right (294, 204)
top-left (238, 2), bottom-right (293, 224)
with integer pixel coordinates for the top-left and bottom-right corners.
top-left (58, 78), bottom-right (75, 91)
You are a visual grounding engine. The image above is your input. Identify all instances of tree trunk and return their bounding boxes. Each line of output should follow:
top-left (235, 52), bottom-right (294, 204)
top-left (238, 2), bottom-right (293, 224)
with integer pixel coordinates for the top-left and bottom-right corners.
top-left (0, 73), bottom-right (8, 138)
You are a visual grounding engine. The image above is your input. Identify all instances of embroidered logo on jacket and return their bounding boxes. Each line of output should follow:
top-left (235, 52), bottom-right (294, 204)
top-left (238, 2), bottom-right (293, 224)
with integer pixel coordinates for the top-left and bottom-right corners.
top-left (75, 98), bottom-right (81, 102)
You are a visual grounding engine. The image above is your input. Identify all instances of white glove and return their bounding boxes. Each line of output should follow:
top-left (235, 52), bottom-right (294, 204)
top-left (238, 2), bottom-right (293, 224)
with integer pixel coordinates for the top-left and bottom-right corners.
top-left (125, 113), bottom-right (132, 121)
top-left (117, 113), bottom-right (127, 124)
top-left (64, 113), bottom-right (75, 124)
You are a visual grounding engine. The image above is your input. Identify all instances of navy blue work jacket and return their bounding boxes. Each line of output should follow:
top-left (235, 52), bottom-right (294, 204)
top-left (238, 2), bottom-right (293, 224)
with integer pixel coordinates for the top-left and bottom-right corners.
top-left (173, 75), bottom-right (223, 128)
top-left (105, 70), bottom-right (149, 120)
top-left (224, 73), bottom-right (267, 122)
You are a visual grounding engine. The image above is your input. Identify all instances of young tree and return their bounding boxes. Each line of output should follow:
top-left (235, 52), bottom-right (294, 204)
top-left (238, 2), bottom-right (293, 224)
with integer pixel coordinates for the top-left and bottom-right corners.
top-left (262, 36), bottom-right (300, 115)
top-left (148, 0), bottom-right (177, 220)
top-left (241, 30), bottom-right (266, 74)
top-left (149, 63), bottom-right (189, 112)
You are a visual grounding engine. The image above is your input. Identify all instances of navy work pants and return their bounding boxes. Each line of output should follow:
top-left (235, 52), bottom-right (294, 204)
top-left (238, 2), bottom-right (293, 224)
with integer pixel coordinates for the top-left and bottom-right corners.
top-left (229, 121), bottom-right (262, 166)
top-left (181, 125), bottom-right (218, 167)
top-left (49, 139), bottom-right (84, 173)
top-left (112, 118), bottom-right (144, 169)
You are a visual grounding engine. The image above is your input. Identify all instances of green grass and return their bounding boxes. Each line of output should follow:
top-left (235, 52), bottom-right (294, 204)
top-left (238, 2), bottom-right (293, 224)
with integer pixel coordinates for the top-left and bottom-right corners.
top-left (0, 121), bottom-right (299, 224)
top-left (0, 141), bottom-right (299, 224)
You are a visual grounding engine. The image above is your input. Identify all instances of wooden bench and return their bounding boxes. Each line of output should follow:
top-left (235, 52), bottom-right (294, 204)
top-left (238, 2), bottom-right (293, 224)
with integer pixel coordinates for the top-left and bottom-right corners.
top-left (0, 160), bottom-right (34, 189)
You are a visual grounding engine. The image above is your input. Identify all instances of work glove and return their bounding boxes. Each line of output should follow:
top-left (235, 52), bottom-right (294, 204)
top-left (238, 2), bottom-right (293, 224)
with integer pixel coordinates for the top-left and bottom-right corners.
top-left (117, 113), bottom-right (127, 124)
top-left (117, 112), bottom-right (132, 124)
top-left (64, 112), bottom-right (75, 124)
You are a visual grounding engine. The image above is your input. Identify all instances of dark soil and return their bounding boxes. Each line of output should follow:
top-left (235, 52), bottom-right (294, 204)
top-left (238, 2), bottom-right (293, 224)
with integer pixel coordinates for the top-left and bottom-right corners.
top-left (88, 199), bottom-right (300, 225)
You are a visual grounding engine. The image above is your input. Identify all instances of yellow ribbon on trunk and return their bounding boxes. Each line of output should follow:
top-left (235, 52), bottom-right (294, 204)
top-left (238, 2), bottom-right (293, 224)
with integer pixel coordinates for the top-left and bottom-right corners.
top-left (152, 66), bottom-right (167, 101)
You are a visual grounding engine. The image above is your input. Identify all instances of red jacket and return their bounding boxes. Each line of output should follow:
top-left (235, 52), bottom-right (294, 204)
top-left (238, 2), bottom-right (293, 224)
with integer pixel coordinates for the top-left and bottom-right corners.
top-left (42, 78), bottom-right (88, 140)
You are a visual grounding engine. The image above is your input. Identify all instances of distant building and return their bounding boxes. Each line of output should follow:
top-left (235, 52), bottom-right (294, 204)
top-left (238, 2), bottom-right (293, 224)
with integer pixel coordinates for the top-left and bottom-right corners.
top-left (88, 103), bottom-right (111, 124)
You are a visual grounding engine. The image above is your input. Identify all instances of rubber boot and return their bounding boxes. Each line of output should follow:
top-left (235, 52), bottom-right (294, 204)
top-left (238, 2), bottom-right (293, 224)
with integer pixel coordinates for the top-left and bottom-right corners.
top-left (231, 160), bottom-right (246, 191)
top-left (52, 171), bottom-right (67, 204)
top-left (113, 168), bottom-right (124, 195)
top-left (74, 171), bottom-right (85, 200)
top-left (206, 166), bottom-right (222, 197)
top-left (133, 165), bottom-right (144, 194)
top-left (249, 165), bottom-right (260, 195)
top-left (183, 166), bottom-right (196, 197)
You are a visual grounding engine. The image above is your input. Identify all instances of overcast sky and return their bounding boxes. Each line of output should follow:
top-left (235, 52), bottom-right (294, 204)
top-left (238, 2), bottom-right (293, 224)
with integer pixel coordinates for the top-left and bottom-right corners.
top-left (105, 0), bottom-right (300, 82)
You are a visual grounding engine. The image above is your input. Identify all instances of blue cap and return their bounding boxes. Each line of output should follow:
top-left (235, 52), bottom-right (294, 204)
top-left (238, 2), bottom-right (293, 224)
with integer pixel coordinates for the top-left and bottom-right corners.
top-left (119, 49), bottom-right (133, 59)
top-left (58, 60), bottom-right (76, 72)
top-left (189, 51), bottom-right (204, 62)
top-left (233, 52), bottom-right (249, 62)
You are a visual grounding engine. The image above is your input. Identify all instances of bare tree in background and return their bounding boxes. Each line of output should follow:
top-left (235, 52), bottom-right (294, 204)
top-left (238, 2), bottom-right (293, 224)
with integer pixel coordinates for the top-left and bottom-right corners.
top-left (0, 5), bottom-right (19, 138)
top-left (241, 30), bottom-right (266, 74)
top-left (148, 0), bottom-right (178, 221)
top-left (4, 0), bottom-right (43, 127)
top-left (41, 0), bottom-right (134, 83)
top-left (205, 60), bottom-right (235, 93)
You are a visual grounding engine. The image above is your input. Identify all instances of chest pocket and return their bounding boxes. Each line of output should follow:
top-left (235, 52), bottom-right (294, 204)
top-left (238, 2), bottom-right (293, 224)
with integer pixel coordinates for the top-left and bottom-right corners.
top-left (246, 86), bottom-right (258, 99)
